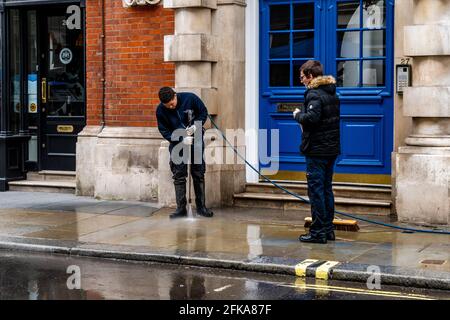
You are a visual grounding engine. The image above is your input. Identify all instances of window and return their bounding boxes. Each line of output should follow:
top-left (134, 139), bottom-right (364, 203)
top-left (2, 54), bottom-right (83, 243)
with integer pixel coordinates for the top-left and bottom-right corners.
top-left (336, 0), bottom-right (386, 87)
top-left (269, 3), bottom-right (315, 87)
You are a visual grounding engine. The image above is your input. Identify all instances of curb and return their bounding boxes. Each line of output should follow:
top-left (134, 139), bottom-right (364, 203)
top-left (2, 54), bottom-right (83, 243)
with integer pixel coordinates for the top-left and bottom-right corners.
top-left (0, 239), bottom-right (449, 291)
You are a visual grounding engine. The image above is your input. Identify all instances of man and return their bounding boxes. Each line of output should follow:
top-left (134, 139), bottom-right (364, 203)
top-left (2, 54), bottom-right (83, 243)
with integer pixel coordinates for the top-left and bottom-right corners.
top-left (156, 87), bottom-right (214, 219)
top-left (293, 60), bottom-right (340, 244)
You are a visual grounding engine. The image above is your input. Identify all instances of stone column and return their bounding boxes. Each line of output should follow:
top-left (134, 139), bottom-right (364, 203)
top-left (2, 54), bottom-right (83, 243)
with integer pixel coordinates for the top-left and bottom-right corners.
top-left (160, 0), bottom-right (246, 207)
top-left (395, 0), bottom-right (450, 225)
top-left (164, 0), bottom-right (218, 115)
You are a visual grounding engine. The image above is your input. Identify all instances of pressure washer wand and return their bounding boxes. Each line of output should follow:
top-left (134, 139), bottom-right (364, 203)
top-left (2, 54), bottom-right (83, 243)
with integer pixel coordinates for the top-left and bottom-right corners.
top-left (186, 110), bottom-right (194, 218)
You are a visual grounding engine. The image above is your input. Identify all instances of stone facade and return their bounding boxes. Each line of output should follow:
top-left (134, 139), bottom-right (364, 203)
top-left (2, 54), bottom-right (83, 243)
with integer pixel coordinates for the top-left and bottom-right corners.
top-left (395, 0), bottom-right (450, 225)
top-left (77, 1), bottom-right (173, 200)
top-left (160, 0), bottom-right (246, 207)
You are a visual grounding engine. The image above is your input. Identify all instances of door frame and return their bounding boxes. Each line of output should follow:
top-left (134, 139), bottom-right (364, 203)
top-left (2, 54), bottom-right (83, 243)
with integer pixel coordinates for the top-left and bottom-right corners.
top-left (257, 0), bottom-right (395, 183)
top-left (4, 1), bottom-right (86, 172)
top-left (37, 4), bottom-right (86, 171)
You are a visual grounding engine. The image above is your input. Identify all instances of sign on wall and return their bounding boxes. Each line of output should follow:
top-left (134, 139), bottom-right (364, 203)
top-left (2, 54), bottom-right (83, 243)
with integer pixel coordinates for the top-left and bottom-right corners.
top-left (122, 0), bottom-right (161, 7)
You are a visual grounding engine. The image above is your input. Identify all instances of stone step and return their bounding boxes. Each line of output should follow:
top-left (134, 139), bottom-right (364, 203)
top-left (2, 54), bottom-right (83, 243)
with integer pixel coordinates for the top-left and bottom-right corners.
top-left (8, 180), bottom-right (76, 194)
top-left (233, 192), bottom-right (392, 216)
top-left (245, 181), bottom-right (391, 201)
top-left (27, 171), bottom-right (76, 182)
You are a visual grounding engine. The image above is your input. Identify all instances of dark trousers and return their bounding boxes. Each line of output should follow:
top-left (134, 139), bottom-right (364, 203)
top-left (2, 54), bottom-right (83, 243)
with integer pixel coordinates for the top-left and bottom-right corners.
top-left (169, 143), bottom-right (206, 207)
top-left (305, 156), bottom-right (337, 238)
top-left (170, 161), bottom-right (206, 187)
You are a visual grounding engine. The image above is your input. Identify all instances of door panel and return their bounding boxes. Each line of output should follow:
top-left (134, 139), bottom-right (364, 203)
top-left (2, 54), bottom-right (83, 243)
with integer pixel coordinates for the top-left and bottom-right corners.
top-left (39, 5), bottom-right (85, 171)
top-left (260, 0), bottom-right (394, 182)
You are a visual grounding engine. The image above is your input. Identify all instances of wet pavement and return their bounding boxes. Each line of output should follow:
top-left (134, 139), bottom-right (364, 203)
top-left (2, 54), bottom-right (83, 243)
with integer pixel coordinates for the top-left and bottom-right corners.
top-left (0, 250), bottom-right (448, 300)
top-left (0, 191), bottom-right (449, 291)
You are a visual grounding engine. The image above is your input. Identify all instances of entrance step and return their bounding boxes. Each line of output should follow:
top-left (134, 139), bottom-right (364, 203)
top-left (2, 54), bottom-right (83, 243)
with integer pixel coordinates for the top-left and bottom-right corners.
top-left (245, 181), bottom-right (391, 201)
top-left (8, 180), bottom-right (76, 194)
top-left (9, 171), bottom-right (76, 194)
top-left (233, 182), bottom-right (392, 216)
top-left (26, 171), bottom-right (76, 182)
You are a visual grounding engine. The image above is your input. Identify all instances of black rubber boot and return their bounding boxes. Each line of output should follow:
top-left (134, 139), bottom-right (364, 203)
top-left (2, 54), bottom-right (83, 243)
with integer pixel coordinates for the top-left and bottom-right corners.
top-left (299, 233), bottom-right (327, 244)
top-left (193, 180), bottom-right (213, 218)
top-left (170, 183), bottom-right (187, 219)
top-left (327, 231), bottom-right (335, 241)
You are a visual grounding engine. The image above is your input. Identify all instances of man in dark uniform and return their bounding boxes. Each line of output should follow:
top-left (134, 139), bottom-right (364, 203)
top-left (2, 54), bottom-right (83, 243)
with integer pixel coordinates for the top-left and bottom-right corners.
top-left (156, 87), bottom-right (214, 219)
top-left (294, 60), bottom-right (340, 244)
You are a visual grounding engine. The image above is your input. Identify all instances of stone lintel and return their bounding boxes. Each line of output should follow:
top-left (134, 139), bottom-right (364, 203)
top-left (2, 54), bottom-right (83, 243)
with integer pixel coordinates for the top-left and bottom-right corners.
top-left (404, 87), bottom-right (450, 117)
top-left (164, 34), bottom-right (217, 62)
top-left (164, 0), bottom-right (217, 9)
top-left (404, 25), bottom-right (450, 56)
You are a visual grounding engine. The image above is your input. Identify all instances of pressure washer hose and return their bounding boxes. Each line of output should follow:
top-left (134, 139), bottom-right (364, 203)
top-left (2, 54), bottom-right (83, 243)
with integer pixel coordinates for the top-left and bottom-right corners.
top-left (207, 115), bottom-right (450, 235)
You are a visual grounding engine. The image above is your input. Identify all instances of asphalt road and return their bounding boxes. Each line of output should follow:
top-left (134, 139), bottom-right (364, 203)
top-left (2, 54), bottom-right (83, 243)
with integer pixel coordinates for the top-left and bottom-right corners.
top-left (0, 250), bottom-right (448, 301)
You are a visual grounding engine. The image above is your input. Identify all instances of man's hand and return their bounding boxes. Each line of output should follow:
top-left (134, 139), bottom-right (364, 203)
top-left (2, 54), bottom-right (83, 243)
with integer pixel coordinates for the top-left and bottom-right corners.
top-left (186, 125), bottom-right (197, 136)
top-left (183, 136), bottom-right (194, 145)
top-left (293, 108), bottom-right (301, 118)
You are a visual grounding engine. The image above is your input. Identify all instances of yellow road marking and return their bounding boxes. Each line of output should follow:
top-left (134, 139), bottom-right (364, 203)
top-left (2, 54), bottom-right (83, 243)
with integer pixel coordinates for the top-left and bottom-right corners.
top-left (295, 259), bottom-right (318, 277)
top-left (315, 261), bottom-right (340, 280)
top-left (288, 283), bottom-right (435, 300)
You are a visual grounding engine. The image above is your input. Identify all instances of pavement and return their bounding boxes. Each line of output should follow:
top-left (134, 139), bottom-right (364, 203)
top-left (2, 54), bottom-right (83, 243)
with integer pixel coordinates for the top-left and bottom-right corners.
top-left (0, 191), bottom-right (449, 292)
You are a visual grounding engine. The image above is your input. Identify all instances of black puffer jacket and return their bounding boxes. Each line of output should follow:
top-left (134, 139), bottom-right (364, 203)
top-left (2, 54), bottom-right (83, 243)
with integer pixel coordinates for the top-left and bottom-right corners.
top-left (294, 76), bottom-right (340, 157)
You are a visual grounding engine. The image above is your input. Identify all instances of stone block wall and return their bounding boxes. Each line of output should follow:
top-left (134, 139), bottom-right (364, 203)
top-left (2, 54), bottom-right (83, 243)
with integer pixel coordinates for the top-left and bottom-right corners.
top-left (395, 0), bottom-right (450, 225)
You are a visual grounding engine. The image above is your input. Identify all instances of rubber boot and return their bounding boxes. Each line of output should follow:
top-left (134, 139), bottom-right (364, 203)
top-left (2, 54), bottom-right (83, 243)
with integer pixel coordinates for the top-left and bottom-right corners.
top-left (193, 180), bottom-right (213, 218)
top-left (170, 183), bottom-right (187, 219)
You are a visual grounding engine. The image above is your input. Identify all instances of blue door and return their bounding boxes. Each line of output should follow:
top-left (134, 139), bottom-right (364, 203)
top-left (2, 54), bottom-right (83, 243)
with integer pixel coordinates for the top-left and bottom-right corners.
top-left (259, 0), bottom-right (394, 184)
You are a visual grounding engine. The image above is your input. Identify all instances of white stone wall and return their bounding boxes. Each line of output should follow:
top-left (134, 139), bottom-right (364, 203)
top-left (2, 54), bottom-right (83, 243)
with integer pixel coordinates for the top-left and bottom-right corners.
top-left (76, 126), bottom-right (163, 202)
top-left (395, 0), bottom-right (450, 225)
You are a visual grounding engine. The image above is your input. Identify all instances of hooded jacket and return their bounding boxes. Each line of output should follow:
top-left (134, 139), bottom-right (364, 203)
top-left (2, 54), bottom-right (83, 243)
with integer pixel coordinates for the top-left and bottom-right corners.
top-left (294, 76), bottom-right (340, 157)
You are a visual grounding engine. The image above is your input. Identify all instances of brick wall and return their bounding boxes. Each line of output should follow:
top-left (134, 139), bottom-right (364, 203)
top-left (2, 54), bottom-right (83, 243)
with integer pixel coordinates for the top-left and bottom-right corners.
top-left (86, 1), bottom-right (174, 127)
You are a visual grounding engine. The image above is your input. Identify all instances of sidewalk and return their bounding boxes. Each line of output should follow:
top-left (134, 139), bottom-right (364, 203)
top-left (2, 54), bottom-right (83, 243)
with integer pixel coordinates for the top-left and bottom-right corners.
top-left (0, 191), bottom-right (449, 291)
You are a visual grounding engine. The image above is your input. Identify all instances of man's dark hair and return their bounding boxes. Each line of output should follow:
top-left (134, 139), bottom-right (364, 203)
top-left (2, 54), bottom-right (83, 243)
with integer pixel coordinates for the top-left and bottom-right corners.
top-left (300, 60), bottom-right (323, 78)
top-left (159, 87), bottom-right (176, 103)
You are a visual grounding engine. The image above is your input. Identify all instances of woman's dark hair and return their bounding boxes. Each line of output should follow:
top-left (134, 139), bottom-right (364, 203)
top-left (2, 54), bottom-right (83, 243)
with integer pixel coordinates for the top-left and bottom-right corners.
top-left (158, 87), bottom-right (176, 103)
top-left (300, 60), bottom-right (323, 78)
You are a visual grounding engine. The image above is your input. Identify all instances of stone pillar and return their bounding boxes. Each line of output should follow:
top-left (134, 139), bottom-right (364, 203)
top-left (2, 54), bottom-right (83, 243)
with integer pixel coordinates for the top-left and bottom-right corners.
top-left (76, 126), bottom-right (102, 196)
top-left (395, 0), bottom-right (450, 225)
top-left (161, 0), bottom-right (246, 207)
top-left (164, 0), bottom-right (218, 115)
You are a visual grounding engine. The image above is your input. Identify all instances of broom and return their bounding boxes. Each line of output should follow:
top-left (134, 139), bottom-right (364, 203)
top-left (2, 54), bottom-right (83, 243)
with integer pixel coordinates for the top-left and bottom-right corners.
top-left (304, 216), bottom-right (359, 232)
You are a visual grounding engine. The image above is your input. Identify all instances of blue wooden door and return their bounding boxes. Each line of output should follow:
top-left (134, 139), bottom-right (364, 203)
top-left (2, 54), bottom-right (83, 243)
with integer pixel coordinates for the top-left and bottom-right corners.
top-left (259, 0), bottom-right (394, 183)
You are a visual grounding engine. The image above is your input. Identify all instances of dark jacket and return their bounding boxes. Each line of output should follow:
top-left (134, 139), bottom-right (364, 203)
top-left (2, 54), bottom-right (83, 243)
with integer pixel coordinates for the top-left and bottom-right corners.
top-left (294, 76), bottom-right (340, 157)
top-left (156, 92), bottom-right (208, 148)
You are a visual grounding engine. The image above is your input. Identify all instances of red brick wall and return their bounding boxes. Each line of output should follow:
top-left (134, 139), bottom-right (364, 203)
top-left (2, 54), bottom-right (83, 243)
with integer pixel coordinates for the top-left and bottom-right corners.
top-left (86, 1), bottom-right (174, 127)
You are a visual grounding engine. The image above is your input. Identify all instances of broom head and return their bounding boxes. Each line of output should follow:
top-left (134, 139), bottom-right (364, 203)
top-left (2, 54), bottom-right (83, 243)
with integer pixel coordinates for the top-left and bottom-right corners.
top-left (304, 217), bottom-right (359, 232)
